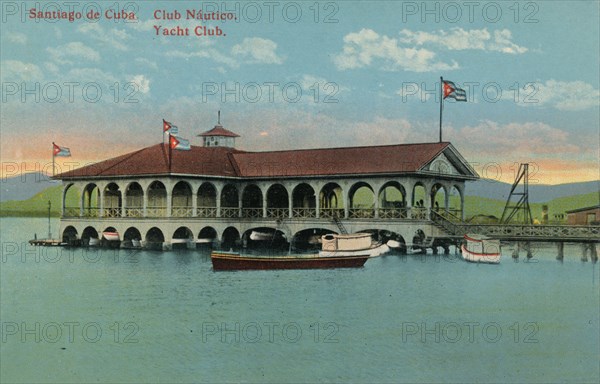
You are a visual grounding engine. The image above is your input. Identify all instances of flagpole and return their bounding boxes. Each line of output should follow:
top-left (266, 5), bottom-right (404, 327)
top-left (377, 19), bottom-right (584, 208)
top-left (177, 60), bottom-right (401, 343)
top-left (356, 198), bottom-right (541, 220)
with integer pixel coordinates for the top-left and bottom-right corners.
top-left (52, 142), bottom-right (55, 177)
top-left (439, 76), bottom-right (443, 143)
top-left (168, 133), bottom-right (172, 173)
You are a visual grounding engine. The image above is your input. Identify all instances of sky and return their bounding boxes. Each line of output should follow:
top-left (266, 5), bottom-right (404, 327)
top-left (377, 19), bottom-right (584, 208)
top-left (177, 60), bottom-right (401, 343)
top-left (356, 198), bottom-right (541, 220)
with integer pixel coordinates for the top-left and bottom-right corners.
top-left (1, 0), bottom-right (599, 184)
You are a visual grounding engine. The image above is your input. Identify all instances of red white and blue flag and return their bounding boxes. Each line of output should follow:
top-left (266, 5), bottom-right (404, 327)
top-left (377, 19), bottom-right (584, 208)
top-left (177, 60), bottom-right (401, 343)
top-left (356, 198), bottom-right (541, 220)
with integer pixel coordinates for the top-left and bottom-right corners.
top-left (442, 80), bottom-right (467, 101)
top-left (169, 135), bottom-right (191, 150)
top-left (52, 143), bottom-right (71, 157)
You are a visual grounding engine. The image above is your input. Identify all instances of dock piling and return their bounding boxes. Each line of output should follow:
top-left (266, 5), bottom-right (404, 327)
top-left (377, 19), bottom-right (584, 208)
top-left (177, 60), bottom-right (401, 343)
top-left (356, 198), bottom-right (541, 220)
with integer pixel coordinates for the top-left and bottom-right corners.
top-left (556, 242), bottom-right (564, 261)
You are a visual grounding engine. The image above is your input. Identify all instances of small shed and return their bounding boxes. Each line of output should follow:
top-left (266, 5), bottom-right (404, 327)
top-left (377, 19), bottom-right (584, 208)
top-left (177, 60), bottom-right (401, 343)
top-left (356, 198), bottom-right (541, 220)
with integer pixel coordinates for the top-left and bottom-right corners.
top-left (565, 205), bottom-right (600, 225)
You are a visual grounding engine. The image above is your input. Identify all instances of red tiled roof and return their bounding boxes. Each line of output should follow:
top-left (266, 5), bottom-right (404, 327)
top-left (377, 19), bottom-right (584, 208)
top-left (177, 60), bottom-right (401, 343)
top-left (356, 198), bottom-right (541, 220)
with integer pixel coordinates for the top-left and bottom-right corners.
top-left (198, 125), bottom-right (240, 137)
top-left (232, 142), bottom-right (450, 177)
top-left (56, 144), bottom-right (241, 179)
top-left (55, 142), bottom-right (468, 179)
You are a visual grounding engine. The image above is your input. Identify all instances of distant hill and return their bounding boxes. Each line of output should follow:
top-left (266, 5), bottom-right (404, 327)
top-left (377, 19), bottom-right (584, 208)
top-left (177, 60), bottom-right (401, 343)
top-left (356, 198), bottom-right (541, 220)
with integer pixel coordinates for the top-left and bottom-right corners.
top-left (465, 179), bottom-right (599, 203)
top-left (0, 185), bottom-right (66, 217)
top-left (0, 172), bottom-right (58, 202)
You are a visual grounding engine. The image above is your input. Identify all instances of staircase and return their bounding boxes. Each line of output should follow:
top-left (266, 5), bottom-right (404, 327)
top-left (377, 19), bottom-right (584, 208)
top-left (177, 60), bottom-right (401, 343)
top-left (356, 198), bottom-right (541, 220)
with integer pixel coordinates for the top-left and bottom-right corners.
top-left (333, 216), bottom-right (348, 234)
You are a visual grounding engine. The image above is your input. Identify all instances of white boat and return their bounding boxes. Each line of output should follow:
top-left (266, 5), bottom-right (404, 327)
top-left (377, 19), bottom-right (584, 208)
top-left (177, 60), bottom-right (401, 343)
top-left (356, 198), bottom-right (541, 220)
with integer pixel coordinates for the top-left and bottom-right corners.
top-left (386, 239), bottom-right (402, 248)
top-left (88, 237), bottom-right (100, 246)
top-left (102, 231), bottom-right (120, 242)
top-left (461, 234), bottom-right (501, 264)
top-left (319, 233), bottom-right (390, 258)
top-left (131, 239), bottom-right (142, 248)
top-left (196, 238), bottom-right (214, 244)
top-left (250, 231), bottom-right (278, 241)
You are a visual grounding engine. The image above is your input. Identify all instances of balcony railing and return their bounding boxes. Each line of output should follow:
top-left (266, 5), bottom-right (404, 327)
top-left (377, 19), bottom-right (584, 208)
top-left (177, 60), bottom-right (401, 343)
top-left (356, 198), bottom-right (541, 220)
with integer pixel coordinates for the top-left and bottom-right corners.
top-left (172, 206), bottom-right (194, 217)
top-left (220, 207), bottom-right (239, 218)
top-left (82, 207), bottom-right (99, 217)
top-left (146, 206), bottom-right (167, 217)
top-left (242, 208), bottom-right (263, 218)
top-left (266, 208), bottom-right (288, 219)
top-left (64, 207), bottom-right (80, 218)
top-left (196, 207), bottom-right (217, 218)
top-left (292, 208), bottom-right (316, 218)
top-left (103, 207), bottom-right (121, 218)
top-left (320, 208), bottom-right (344, 219)
top-left (125, 207), bottom-right (144, 218)
top-left (348, 208), bottom-right (375, 219)
top-left (378, 208), bottom-right (408, 219)
top-left (411, 207), bottom-right (429, 220)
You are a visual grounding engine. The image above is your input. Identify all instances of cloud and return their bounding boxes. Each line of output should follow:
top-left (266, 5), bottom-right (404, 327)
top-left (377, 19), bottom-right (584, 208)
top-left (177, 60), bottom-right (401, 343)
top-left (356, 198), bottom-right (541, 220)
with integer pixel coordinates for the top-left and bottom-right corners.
top-left (530, 80), bottom-right (600, 111)
top-left (6, 32), bottom-right (27, 44)
top-left (399, 28), bottom-right (528, 54)
top-left (231, 37), bottom-right (284, 64)
top-left (77, 23), bottom-right (130, 51)
top-left (166, 48), bottom-right (239, 68)
top-left (333, 28), bottom-right (459, 72)
top-left (135, 58), bottom-right (158, 70)
top-left (130, 75), bottom-right (151, 94)
top-left (447, 120), bottom-right (581, 158)
top-left (47, 42), bottom-right (100, 64)
top-left (0, 60), bottom-right (43, 81)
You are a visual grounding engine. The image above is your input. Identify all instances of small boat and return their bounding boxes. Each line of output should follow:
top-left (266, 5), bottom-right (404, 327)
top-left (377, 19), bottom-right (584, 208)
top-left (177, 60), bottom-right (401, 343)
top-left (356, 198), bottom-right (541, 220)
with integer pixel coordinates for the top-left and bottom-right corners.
top-left (386, 239), bottom-right (403, 248)
top-left (249, 231), bottom-right (279, 241)
top-left (461, 234), bottom-right (501, 264)
top-left (319, 233), bottom-right (390, 258)
top-left (211, 251), bottom-right (369, 270)
top-left (196, 238), bottom-right (213, 244)
top-left (102, 231), bottom-right (120, 242)
top-left (131, 239), bottom-right (142, 248)
top-left (88, 237), bottom-right (100, 246)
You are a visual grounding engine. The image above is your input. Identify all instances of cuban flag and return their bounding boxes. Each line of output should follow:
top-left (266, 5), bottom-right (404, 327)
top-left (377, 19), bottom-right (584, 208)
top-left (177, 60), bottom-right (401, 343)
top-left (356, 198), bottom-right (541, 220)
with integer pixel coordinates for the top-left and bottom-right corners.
top-left (442, 80), bottom-right (467, 101)
top-left (52, 143), bottom-right (71, 157)
top-left (163, 119), bottom-right (172, 131)
top-left (169, 135), bottom-right (191, 150)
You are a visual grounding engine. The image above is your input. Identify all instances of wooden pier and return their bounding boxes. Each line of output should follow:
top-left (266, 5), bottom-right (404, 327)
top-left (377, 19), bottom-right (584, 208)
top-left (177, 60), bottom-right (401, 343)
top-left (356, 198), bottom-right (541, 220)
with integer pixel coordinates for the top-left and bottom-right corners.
top-left (431, 211), bottom-right (599, 261)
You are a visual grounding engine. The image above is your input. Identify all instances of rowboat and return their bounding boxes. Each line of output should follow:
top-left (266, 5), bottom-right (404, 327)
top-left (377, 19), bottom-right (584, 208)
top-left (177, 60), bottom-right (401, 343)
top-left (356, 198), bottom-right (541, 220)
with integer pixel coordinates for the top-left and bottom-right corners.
top-left (211, 250), bottom-right (369, 270)
top-left (461, 234), bottom-right (501, 264)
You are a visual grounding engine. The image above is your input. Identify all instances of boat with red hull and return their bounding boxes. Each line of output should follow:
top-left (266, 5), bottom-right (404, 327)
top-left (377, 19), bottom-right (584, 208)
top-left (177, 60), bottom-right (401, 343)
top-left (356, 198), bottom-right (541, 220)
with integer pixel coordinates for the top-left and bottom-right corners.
top-left (211, 251), bottom-right (369, 271)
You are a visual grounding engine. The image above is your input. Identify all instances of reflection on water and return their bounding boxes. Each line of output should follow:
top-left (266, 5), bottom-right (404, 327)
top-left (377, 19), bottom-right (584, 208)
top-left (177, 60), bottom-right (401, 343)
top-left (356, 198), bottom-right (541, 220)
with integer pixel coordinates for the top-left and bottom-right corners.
top-left (0, 218), bottom-right (598, 383)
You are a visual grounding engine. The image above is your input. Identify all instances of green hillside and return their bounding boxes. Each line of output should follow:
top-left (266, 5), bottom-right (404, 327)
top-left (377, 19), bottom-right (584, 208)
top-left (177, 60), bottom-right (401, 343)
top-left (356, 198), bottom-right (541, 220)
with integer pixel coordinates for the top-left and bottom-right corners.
top-left (0, 185), bottom-right (597, 222)
top-left (0, 186), bottom-right (73, 217)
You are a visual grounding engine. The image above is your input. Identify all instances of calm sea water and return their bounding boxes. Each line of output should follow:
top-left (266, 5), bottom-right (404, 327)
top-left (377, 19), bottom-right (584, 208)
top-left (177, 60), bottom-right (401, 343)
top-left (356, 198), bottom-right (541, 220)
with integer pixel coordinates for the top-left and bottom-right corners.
top-left (1, 218), bottom-right (598, 383)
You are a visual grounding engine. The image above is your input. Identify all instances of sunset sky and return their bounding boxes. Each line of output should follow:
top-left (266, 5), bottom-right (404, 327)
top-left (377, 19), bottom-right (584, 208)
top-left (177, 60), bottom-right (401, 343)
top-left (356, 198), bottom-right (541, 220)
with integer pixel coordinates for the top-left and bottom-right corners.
top-left (1, 1), bottom-right (599, 184)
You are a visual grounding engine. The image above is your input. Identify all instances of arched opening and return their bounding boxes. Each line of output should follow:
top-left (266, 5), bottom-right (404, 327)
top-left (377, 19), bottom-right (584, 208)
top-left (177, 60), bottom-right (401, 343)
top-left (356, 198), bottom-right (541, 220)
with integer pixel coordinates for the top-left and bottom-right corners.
top-left (172, 181), bottom-right (193, 217)
top-left (292, 228), bottom-right (336, 251)
top-left (145, 227), bottom-right (165, 251)
top-left (123, 227), bottom-right (142, 248)
top-left (266, 184), bottom-right (289, 219)
top-left (147, 181), bottom-right (167, 217)
top-left (378, 182), bottom-right (407, 218)
top-left (82, 183), bottom-right (100, 217)
top-left (61, 226), bottom-right (78, 245)
top-left (101, 226), bottom-right (120, 248)
top-left (449, 185), bottom-right (463, 220)
top-left (320, 182), bottom-right (344, 218)
top-left (81, 226), bottom-right (99, 246)
top-left (411, 229), bottom-right (427, 254)
top-left (172, 226), bottom-right (194, 250)
top-left (125, 182), bottom-right (144, 217)
top-left (103, 183), bottom-right (122, 218)
top-left (197, 182), bottom-right (217, 217)
top-left (198, 227), bottom-right (218, 248)
top-left (220, 184), bottom-right (239, 218)
top-left (412, 183), bottom-right (427, 220)
top-left (242, 227), bottom-right (288, 253)
top-left (349, 182), bottom-right (375, 218)
top-left (292, 183), bottom-right (316, 218)
top-left (431, 183), bottom-right (447, 217)
top-left (221, 227), bottom-right (241, 250)
top-left (63, 184), bottom-right (80, 217)
top-left (242, 184), bottom-right (263, 218)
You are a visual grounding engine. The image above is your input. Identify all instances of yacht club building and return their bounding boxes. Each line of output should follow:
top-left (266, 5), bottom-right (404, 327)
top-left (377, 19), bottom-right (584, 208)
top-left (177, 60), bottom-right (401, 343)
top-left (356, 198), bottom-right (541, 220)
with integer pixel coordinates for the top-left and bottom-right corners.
top-left (54, 120), bottom-right (478, 250)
